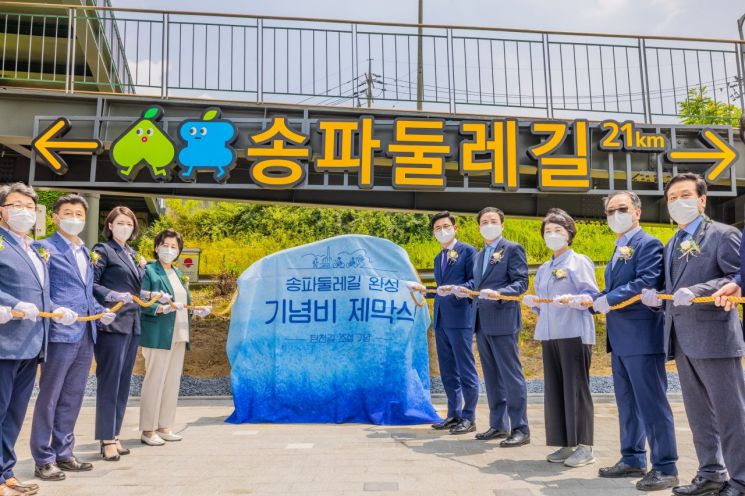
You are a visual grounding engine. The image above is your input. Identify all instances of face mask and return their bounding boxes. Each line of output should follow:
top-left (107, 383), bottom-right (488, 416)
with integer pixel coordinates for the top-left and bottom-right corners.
top-left (434, 228), bottom-right (455, 244)
top-left (667, 198), bottom-right (700, 225)
top-left (5, 208), bottom-right (36, 233)
top-left (158, 247), bottom-right (179, 264)
top-left (607, 211), bottom-right (633, 234)
top-left (544, 232), bottom-right (568, 252)
top-left (479, 223), bottom-right (502, 241)
top-left (112, 225), bottom-right (133, 242)
top-left (59, 218), bottom-right (85, 236)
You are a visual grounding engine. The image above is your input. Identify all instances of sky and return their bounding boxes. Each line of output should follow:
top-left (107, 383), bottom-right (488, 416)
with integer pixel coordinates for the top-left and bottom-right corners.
top-left (110, 0), bottom-right (745, 40)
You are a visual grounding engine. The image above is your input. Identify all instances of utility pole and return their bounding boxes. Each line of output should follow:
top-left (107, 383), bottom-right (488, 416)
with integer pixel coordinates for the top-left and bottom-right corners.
top-left (416, 0), bottom-right (423, 111)
top-left (366, 58), bottom-right (373, 108)
top-left (738, 13), bottom-right (745, 142)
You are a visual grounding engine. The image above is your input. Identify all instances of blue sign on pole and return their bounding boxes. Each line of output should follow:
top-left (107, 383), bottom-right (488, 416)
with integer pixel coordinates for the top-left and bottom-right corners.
top-left (226, 234), bottom-right (441, 425)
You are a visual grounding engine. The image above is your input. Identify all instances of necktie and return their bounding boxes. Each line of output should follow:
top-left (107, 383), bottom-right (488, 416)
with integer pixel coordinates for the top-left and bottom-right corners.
top-left (440, 249), bottom-right (448, 274)
top-left (670, 230), bottom-right (685, 283)
top-left (482, 245), bottom-right (494, 275)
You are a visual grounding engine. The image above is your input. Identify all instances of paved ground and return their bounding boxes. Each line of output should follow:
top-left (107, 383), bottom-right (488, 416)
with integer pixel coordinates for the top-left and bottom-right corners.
top-left (13, 396), bottom-right (701, 496)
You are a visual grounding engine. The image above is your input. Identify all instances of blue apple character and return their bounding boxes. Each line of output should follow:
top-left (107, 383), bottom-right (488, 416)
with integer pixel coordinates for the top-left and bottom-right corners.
top-left (177, 107), bottom-right (238, 182)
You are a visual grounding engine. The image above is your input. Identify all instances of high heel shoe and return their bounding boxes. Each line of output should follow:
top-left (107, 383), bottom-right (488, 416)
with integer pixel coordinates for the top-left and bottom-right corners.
top-left (114, 438), bottom-right (130, 456)
top-left (100, 441), bottom-right (121, 462)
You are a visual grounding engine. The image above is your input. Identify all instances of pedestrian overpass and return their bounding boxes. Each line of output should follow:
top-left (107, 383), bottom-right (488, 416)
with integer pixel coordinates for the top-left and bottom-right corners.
top-left (1, 1), bottom-right (744, 233)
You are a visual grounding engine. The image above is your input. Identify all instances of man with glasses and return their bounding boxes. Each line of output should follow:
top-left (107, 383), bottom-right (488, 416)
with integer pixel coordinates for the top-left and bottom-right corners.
top-left (641, 173), bottom-right (745, 496)
top-left (592, 191), bottom-right (679, 491)
top-left (0, 183), bottom-right (78, 496)
top-left (408, 211), bottom-right (479, 435)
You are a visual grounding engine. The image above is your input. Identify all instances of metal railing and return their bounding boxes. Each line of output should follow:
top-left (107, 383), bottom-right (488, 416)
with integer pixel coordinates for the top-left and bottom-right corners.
top-left (0, 2), bottom-right (743, 123)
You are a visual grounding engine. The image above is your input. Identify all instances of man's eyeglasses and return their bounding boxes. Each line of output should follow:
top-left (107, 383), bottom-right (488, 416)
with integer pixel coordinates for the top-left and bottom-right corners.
top-left (605, 207), bottom-right (629, 215)
top-left (433, 224), bottom-right (454, 233)
top-left (2, 202), bottom-right (36, 211)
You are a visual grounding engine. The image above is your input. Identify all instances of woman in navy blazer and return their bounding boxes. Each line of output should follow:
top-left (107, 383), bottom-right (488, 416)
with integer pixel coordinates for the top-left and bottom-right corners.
top-left (92, 206), bottom-right (168, 461)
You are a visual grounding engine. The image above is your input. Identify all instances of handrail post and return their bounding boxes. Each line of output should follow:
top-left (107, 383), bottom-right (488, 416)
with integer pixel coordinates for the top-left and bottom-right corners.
top-left (257, 18), bottom-right (263, 104)
top-left (352, 22), bottom-right (358, 107)
top-left (65, 7), bottom-right (75, 94)
top-left (638, 38), bottom-right (652, 124)
top-left (446, 28), bottom-right (455, 114)
top-left (161, 12), bottom-right (169, 99)
top-left (542, 33), bottom-right (553, 118)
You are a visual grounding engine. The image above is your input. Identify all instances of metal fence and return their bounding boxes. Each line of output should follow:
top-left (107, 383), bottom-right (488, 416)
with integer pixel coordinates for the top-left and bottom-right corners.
top-left (1, 2), bottom-right (744, 123)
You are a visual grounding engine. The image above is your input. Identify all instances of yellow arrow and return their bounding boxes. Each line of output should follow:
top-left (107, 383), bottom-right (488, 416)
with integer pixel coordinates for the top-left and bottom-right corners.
top-left (666, 129), bottom-right (739, 183)
top-left (31, 118), bottom-right (103, 175)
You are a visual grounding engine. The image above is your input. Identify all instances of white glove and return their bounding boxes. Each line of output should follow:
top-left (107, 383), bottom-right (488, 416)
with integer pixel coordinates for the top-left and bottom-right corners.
top-left (479, 289), bottom-right (499, 300)
top-left (52, 307), bottom-right (78, 326)
top-left (592, 296), bottom-right (611, 314)
top-left (0, 306), bottom-right (12, 324)
top-left (193, 306), bottom-right (212, 318)
top-left (550, 294), bottom-right (574, 308)
top-left (161, 302), bottom-right (185, 315)
top-left (569, 294), bottom-right (593, 311)
top-left (405, 281), bottom-right (426, 293)
top-left (641, 288), bottom-right (662, 307)
top-left (673, 287), bottom-right (695, 307)
top-left (436, 285), bottom-right (452, 297)
top-left (451, 286), bottom-right (470, 299)
top-left (13, 302), bottom-right (39, 322)
top-left (99, 311), bottom-right (116, 325)
top-left (106, 291), bottom-right (133, 304)
top-left (140, 290), bottom-right (172, 304)
top-left (522, 295), bottom-right (540, 308)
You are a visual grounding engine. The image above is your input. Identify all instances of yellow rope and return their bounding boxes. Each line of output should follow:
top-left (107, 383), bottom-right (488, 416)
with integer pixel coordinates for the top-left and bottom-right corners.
top-left (408, 287), bottom-right (743, 311)
top-left (7, 294), bottom-right (215, 322)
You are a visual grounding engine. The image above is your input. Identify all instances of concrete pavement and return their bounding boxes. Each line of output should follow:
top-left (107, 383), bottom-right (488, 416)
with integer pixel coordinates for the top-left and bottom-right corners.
top-left (12, 397), bottom-right (701, 496)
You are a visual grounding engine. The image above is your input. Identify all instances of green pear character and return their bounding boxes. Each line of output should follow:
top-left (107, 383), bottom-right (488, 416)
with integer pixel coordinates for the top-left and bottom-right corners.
top-left (110, 106), bottom-right (176, 181)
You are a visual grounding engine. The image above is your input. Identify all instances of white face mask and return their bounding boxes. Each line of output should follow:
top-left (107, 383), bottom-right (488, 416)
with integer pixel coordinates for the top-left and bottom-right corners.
top-left (667, 198), bottom-right (700, 225)
top-left (434, 228), bottom-right (455, 244)
top-left (112, 225), bottom-right (133, 243)
top-left (479, 223), bottom-right (502, 241)
top-left (5, 208), bottom-right (36, 233)
top-left (607, 211), bottom-right (634, 234)
top-left (157, 247), bottom-right (179, 264)
top-left (544, 232), bottom-right (568, 252)
top-left (59, 218), bottom-right (85, 236)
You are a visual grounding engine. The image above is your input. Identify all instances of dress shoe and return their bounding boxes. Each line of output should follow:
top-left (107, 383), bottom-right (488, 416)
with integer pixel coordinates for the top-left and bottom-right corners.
top-left (718, 483), bottom-right (745, 496)
top-left (141, 433), bottom-right (166, 446)
top-left (431, 417), bottom-right (460, 430)
top-left (598, 461), bottom-right (647, 478)
top-left (157, 431), bottom-right (183, 442)
top-left (500, 430), bottom-right (530, 448)
top-left (115, 438), bottom-right (130, 455)
top-left (34, 462), bottom-right (66, 481)
top-left (3, 479), bottom-right (38, 496)
top-left (100, 441), bottom-right (120, 462)
top-left (449, 419), bottom-right (476, 435)
top-left (635, 470), bottom-right (679, 492)
top-left (0, 484), bottom-right (25, 496)
top-left (475, 427), bottom-right (509, 440)
top-left (673, 476), bottom-right (726, 496)
top-left (58, 456), bottom-right (93, 472)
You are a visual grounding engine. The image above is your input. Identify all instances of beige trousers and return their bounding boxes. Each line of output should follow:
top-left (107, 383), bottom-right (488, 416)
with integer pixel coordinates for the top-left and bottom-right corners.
top-left (139, 342), bottom-right (186, 432)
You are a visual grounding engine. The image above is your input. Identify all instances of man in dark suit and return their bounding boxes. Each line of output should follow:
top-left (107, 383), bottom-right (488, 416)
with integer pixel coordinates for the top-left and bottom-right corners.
top-left (30, 195), bottom-right (118, 481)
top-left (592, 191), bottom-right (679, 492)
top-left (0, 183), bottom-right (77, 496)
top-left (409, 211), bottom-right (479, 435)
top-left (642, 173), bottom-right (745, 496)
top-left (465, 206), bottom-right (529, 447)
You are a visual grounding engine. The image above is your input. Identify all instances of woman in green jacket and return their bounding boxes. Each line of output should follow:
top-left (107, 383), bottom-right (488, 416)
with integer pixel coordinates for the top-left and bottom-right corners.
top-left (139, 228), bottom-right (211, 446)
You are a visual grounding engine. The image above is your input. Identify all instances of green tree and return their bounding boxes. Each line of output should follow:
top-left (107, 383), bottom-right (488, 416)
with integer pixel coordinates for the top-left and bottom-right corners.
top-left (678, 87), bottom-right (743, 126)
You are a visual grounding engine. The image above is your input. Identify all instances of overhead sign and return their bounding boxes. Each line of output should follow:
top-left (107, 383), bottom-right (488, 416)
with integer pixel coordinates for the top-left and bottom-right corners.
top-left (30, 106), bottom-right (740, 192)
